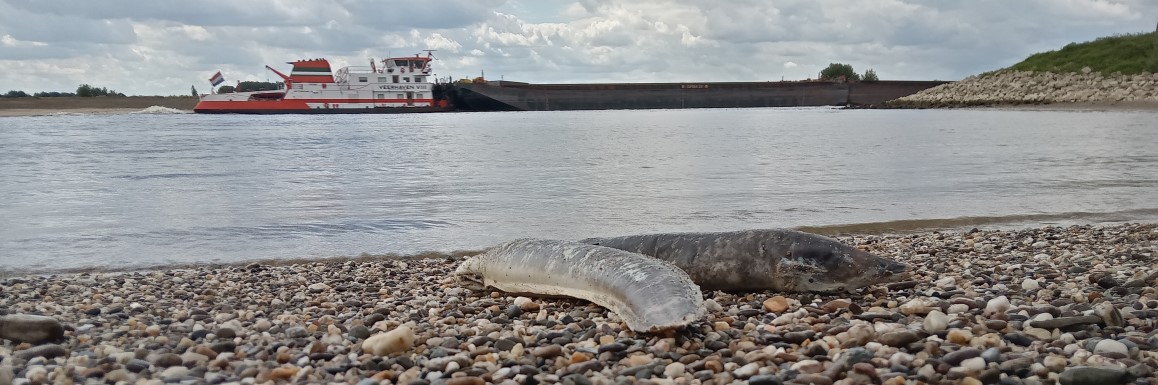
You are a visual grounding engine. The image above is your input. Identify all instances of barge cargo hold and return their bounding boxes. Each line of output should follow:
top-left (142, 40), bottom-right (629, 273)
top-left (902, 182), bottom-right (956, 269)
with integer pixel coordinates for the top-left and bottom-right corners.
top-left (447, 80), bottom-right (949, 111)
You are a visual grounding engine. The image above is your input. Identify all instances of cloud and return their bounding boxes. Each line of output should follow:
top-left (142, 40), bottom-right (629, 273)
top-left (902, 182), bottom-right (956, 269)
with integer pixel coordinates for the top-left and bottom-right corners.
top-left (1, 0), bottom-right (1156, 95)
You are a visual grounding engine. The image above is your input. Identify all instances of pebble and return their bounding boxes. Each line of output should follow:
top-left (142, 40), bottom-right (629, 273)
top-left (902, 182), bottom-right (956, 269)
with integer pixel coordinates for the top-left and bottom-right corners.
top-left (663, 362), bottom-right (685, 378)
top-left (923, 309), bottom-right (950, 332)
top-left (362, 325), bottom-right (415, 356)
top-left (748, 374), bottom-right (781, 385)
top-left (1030, 315), bottom-right (1102, 329)
top-left (947, 329), bottom-right (974, 344)
top-left (985, 296), bottom-right (1011, 315)
top-left (513, 296), bottom-right (540, 311)
top-left (733, 362), bottom-right (760, 378)
top-left (763, 296), bottom-right (789, 313)
top-left (532, 344), bottom-right (564, 358)
top-left (1091, 339), bottom-right (1128, 356)
top-left (14, 344), bottom-right (68, 360)
top-left (980, 347), bottom-right (1001, 363)
top-left (1058, 366), bottom-right (1129, 385)
top-left (943, 348), bottom-right (981, 366)
top-left (879, 330), bottom-right (922, 347)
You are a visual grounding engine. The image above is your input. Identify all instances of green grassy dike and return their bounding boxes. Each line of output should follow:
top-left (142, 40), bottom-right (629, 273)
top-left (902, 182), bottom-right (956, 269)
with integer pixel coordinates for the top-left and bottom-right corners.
top-left (1001, 31), bottom-right (1158, 76)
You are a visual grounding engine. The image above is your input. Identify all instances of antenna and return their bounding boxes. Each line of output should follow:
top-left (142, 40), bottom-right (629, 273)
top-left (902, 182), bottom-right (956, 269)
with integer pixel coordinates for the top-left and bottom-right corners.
top-left (423, 49), bottom-right (438, 60)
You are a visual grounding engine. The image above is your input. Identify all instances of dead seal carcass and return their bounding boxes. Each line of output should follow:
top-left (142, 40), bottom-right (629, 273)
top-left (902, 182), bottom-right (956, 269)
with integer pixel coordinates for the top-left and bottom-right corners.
top-left (454, 238), bottom-right (705, 333)
top-left (580, 229), bottom-right (908, 293)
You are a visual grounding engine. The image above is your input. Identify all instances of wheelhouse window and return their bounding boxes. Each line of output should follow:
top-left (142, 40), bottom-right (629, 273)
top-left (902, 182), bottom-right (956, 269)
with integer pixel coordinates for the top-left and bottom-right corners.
top-left (358, 77), bottom-right (368, 82)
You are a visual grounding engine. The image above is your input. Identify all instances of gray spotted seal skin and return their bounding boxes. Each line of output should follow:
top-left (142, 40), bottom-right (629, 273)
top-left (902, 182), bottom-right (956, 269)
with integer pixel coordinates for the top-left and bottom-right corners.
top-left (580, 229), bottom-right (909, 293)
top-left (0, 314), bottom-right (65, 343)
top-left (455, 238), bottom-right (705, 333)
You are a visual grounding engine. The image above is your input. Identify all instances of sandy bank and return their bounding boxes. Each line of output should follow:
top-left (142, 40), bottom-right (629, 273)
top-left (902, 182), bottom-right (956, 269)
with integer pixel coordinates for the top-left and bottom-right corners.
top-left (0, 96), bottom-right (197, 116)
top-left (1, 223), bottom-right (1156, 384)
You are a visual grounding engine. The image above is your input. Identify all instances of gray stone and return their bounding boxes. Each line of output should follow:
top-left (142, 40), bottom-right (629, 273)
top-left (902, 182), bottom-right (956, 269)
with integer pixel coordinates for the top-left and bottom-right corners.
top-left (980, 347), bottom-right (1002, 363)
top-left (126, 359), bottom-right (151, 373)
top-left (942, 348), bottom-right (981, 366)
top-left (349, 325), bottom-right (371, 339)
top-left (879, 330), bottom-right (922, 347)
top-left (1058, 366), bottom-right (1128, 385)
top-left (215, 328), bottom-right (237, 339)
top-left (843, 347), bottom-right (874, 365)
top-left (14, 344), bottom-right (68, 360)
top-left (749, 374), bottom-right (782, 385)
top-left (152, 353), bottom-right (183, 367)
top-left (1029, 315), bottom-right (1102, 329)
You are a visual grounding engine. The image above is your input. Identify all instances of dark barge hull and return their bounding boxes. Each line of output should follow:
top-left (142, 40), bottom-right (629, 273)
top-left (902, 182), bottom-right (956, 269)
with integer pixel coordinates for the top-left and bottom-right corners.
top-left (447, 80), bottom-right (948, 111)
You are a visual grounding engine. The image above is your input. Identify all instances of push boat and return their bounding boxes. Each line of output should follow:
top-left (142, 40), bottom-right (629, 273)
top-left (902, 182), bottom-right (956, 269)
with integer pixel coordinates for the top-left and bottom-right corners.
top-left (194, 52), bottom-right (448, 114)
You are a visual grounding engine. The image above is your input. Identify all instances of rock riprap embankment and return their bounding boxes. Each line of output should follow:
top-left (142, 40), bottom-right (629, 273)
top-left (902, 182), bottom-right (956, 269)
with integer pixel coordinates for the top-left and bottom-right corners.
top-left (890, 68), bottom-right (1158, 107)
top-left (0, 223), bottom-right (1156, 385)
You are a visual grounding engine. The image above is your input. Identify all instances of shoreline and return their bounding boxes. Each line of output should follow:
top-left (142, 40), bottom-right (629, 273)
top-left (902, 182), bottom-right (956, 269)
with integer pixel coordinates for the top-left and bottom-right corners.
top-left (849, 100), bottom-right (1158, 111)
top-left (5, 101), bottom-right (1158, 117)
top-left (2, 223), bottom-right (1156, 384)
top-left (0, 96), bottom-right (197, 117)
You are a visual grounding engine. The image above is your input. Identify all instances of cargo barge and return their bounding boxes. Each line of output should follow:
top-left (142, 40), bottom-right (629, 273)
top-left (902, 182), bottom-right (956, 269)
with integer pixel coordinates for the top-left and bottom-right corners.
top-left (194, 50), bottom-right (948, 113)
top-left (445, 79), bottom-right (949, 111)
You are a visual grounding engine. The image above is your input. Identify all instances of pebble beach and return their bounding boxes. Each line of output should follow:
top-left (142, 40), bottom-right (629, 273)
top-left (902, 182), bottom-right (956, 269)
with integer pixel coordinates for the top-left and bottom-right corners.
top-left (2, 223), bottom-right (1156, 385)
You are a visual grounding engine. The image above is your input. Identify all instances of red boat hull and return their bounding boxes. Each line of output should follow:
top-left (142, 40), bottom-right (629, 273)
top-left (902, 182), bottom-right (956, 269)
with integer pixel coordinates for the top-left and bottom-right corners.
top-left (193, 99), bottom-right (448, 114)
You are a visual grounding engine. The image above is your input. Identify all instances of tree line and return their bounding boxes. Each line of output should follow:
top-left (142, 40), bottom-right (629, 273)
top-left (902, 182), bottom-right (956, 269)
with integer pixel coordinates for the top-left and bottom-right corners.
top-left (2, 84), bottom-right (125, 98)
top-left (819, 63), bottom-right (879, 82)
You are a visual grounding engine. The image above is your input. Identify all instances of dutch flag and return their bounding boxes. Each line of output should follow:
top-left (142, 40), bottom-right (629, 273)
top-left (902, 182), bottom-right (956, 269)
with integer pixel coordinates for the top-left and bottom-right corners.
top-left (209, 71), bottom-right (225, 86)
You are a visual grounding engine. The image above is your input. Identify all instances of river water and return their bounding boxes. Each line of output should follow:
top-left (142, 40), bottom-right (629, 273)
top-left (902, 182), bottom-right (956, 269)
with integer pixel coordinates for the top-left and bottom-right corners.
top-left (2, 107), bottom-right (1156, 276)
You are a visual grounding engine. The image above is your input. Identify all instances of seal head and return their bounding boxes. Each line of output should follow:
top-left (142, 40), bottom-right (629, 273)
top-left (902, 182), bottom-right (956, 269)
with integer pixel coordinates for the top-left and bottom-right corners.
top-left (771, 231), bottom-right (909, 293)
top-left (453, 256), bottom-right (488, 291)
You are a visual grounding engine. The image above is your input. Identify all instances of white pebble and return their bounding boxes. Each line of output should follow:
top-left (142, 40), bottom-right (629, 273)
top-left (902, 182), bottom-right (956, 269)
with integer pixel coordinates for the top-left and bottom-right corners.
top-left (935, 276), bottom-right (955, 288)
top-left (984, 296), bottom-right (1010, 315)
top-left (733, 362), bottom-right (760, 378)
top-left (900, 298), bottom-right (938, 316)
top-left (1021, 278), bottom-right (1041, 290)
top-left (923, 310), bottom-right (949, 332)
top-left (362, 325), bottom-right (415, 356)
top-left (1042, 355), bottom-right (1067, 371)
top-left (1070, 349), bottom-right (1092, 365)
top-left (790, 360), bottom-right (823, 374)
top-left (664, 362), bottom-right (686, 378)
top-left (960, 357), bottom-right (986, 372)
top-left (513, 297), bottom-right (539, 311)
top-left (889, 352), bottom-right (914, 367)
top-left (1092, 339), bottom-right (1128, 356)
top-left (947, 304), bottom-right (970, 314)
top-left (704, 299), bottom-right (723, 312)
top-left (1023, 327), bottom-right (1052, 340)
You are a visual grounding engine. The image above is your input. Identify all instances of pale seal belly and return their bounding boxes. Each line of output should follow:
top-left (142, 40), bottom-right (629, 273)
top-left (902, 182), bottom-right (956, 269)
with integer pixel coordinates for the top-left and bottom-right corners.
top-left (454, 238), bottom-right (705, 333)
top-left (580, 229), bottom-right (909, 293)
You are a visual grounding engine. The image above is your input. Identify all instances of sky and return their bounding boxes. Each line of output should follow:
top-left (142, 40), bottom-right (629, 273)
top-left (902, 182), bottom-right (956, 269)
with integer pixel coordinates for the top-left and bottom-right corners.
top-left (1, 0), bottom-right (1155, 96)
